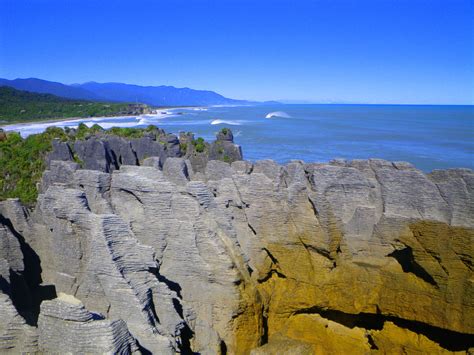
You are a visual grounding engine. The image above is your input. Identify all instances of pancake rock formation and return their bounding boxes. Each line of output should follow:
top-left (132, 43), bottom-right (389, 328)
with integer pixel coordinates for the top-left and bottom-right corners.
top-left (0, 129), bottom-right (473, 354)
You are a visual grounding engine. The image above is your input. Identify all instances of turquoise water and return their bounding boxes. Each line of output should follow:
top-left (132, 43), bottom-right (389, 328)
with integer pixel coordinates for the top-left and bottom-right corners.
top-left (3, 104), bottom-right (473, 171)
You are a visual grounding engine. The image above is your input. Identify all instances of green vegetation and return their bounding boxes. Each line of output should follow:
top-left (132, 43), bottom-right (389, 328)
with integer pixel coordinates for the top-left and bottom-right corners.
top-left (89, 124), bottom-right (105, 134)
top-left (76, 123), bottom-right (90, 140)
top-left (74, 124), bottom-right (158, 140)
top-left (0, 127), bottom-right (68, 204)
top-left (220, 127), bottom-right (230, 135)
top-left (107, 127), bottom-right (147, 139)
top-left (0, 124), bottom-right (161, 204)
top-left (193, 137), bottom-right (206, 153)
top-left (0, 86), bottom-right (148, 123)
top-left (180, 142), bottom-right (187, 153)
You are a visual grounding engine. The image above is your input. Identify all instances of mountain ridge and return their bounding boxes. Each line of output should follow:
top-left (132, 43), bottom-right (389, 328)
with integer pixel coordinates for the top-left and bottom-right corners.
top-left (0, 78), bottom-right (101, 101)
top-left (0, 77), bottom-right (253, 106)
top-left (0, 86), bottom-right (150, 123)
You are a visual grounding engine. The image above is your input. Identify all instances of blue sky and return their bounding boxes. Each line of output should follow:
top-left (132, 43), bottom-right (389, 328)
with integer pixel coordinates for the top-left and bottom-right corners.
top-left (0, 0), bottom-right (472, 104)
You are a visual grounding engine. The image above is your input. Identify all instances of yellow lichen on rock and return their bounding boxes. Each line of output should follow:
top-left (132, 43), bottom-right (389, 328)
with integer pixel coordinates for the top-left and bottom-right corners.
top-left (243, 220), bottom-right (474, 354)
top-left (370, 321), bottom-right (466, 354)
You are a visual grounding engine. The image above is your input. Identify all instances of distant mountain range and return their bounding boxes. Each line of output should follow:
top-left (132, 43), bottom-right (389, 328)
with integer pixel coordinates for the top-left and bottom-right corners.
top-left (0, 78), bottom-right (256, 106)
top-left (0, 86), bottom-right (149, 123)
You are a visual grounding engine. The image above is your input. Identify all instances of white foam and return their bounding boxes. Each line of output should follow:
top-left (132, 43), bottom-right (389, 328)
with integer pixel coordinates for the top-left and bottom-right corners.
top-left (210, 119), bottom-right (242, 125)
top-left (265, 111), bottom-right (291, 119)
top-left (1, 116), bottom-right (143, 137)
top-left (137, 118), bottom-right (149, 125)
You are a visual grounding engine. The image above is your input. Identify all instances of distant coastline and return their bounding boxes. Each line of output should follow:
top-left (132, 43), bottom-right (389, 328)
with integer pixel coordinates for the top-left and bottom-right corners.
top-left (0, 106), bottom-right (204, 128)
top-left (2, 103), bottom-right (472, 172)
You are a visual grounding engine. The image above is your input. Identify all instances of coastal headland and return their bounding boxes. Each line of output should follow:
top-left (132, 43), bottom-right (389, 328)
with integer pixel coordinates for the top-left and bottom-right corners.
top-left (0, 126), bottom-right (473, 354)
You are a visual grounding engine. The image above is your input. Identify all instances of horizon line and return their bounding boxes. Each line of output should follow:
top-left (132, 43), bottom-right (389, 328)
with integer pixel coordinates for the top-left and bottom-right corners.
top-left (1, 76), bottom-right (473, 106)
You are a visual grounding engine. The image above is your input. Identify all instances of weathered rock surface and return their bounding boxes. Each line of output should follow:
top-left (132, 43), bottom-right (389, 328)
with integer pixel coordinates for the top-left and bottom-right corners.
top-left (38, 294), bottom-right (139, 354)
top-left (0, 149), bottom-right (473, 353)
top-left (47, 127), bottom-right (243, 173)
top-left (0, 215), bottom-right (38, 353)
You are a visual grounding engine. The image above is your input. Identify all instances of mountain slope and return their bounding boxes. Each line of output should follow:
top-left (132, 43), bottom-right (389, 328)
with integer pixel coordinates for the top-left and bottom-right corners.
top-left (0, 86), bottom-right (147, 123)
top-left (0, 78), bottom-right (101, 101)
top-left (75, 81), bottom-right (248, 106)
top-left (0, 78), bottom-right (250, 106)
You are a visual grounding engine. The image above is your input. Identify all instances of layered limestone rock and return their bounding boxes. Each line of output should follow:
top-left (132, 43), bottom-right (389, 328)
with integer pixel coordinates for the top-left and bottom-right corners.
top-left (0, 152), bottom-right (473, 353)
top-left (47, 127), bottom-right (243, 174)
top-left (0, 215), bottom-right (38, 353)
top-left (38, 294), bottom-right (139, 353)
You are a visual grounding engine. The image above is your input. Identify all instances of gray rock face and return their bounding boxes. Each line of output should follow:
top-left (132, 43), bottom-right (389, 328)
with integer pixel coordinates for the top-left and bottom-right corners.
top-left (45, 128), bottom-right (243, 174)
top-left (0, 202), bottom-right (38, 353)
top-left (1, 154), bottom-right (473, 353)
top-left (142, 156), bottom-right (162, 169)
top-left (38, 296), bottom-right (139, 354)
top-left (46, 139), bottom-right (73, 165)
top-left (0, 293), bottom-right (38, 353)
top-left (216, 128), bottom-right (234, 142)
top-left (31, 185), bottom-right (180, 353)
top-left (181, 128), bottom-right (243, 173)
top-left (162, 158), bottom-right (190, 186)
top-left (40, 160), bottom-right (79, 193)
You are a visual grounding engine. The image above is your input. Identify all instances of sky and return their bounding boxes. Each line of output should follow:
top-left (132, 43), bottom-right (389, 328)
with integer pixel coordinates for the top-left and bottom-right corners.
top-left (0, 0), bottom-right (473, 104)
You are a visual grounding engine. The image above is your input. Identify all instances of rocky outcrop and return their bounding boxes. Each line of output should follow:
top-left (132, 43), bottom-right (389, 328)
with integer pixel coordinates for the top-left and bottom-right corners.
top-left (46, 127), bottom-right (243, 173)
top-left (0, 147), bottom-right (473, 353)
top-left (0, 211), bottom-right (38, 353)
top-left (182, 130), bottom-right (243, 172)
top-left (38, 294), bottom-right (139, 354)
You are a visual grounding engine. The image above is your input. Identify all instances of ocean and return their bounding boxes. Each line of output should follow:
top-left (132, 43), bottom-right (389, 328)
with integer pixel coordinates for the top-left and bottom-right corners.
top-left (2, 104), bottom-right (473, 172)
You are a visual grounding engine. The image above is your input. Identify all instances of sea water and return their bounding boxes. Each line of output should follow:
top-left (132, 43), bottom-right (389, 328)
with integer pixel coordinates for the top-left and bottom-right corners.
top-left (2, 104), bottom-right (473, 172)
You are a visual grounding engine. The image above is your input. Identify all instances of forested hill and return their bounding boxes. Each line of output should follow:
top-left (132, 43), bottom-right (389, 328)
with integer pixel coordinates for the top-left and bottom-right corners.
top-left (0, 86), bottom-right (149, 123)
top-left (0, 77), bottom-right (252, 106)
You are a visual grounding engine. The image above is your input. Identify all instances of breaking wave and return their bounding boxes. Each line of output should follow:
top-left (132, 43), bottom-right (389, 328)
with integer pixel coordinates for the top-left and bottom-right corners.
top-left (265, 111), bottom-right (291, 119)
top-left (210, 119), bottom-right (242, 125)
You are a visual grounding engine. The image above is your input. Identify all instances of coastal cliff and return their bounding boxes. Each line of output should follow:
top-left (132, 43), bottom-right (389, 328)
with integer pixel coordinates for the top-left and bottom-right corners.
top-left (0, 129), bottom-right (473, 354)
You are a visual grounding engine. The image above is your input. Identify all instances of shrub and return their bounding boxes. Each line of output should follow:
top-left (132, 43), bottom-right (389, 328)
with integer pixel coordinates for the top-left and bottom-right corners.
top-left (0, 129), bottom-right (66, 204)
top-left (107, 127), bottom-right (144, 139)
top-left (146, 125), bottom-right (158, 132)
top-left (76, 123), bottom-right (90, 140)
top-left (90, 124), bottom-right (104, 133)
top-left (192, 137), bottom-right (206, 153)
top-left (195, 142), bottom-right (205, 153)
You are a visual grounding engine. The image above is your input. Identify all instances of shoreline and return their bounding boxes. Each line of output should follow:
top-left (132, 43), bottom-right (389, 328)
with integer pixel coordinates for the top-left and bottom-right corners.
top-left (0, 106), bottom-right (207, 130)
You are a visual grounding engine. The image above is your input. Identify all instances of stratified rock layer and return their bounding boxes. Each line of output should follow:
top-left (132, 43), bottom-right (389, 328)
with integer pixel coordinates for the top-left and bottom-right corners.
top-left (0, 151), bottom-right (473, 353)
top-left (38, 295), bottom-right (139, 354)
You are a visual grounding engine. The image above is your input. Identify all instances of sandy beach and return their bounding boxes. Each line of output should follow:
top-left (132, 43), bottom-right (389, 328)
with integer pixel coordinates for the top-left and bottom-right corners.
top-left (0, 106), bottom-right (208, 134)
